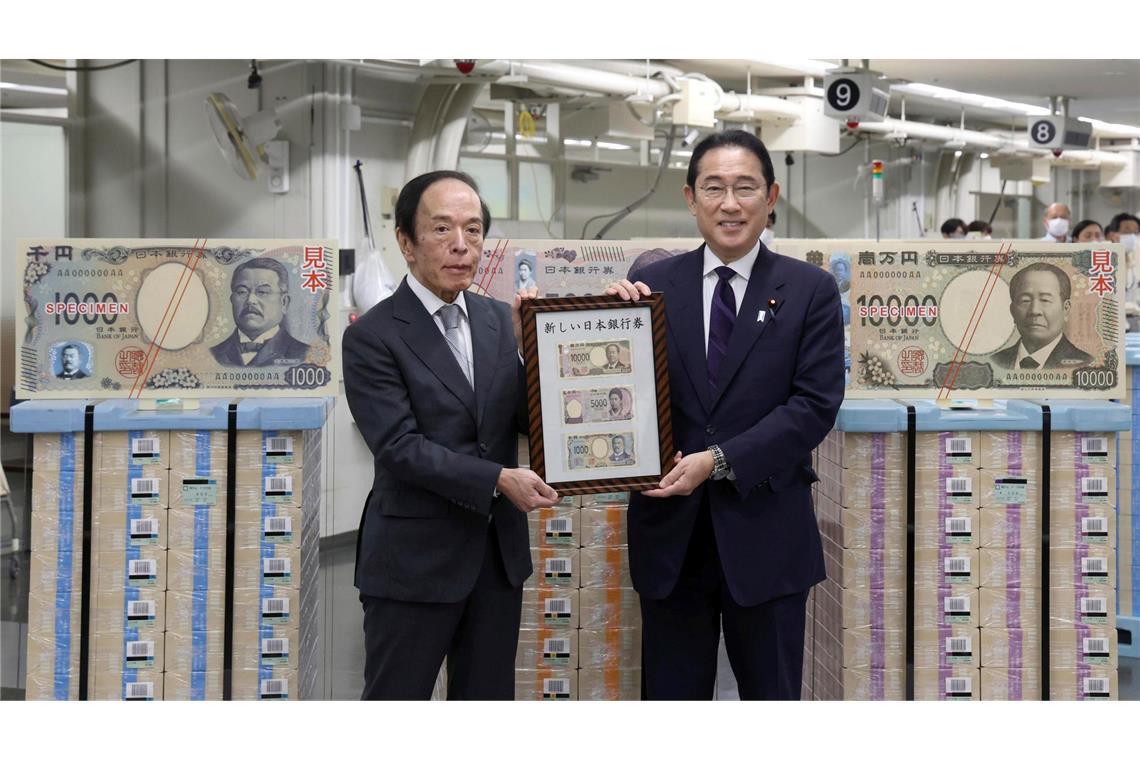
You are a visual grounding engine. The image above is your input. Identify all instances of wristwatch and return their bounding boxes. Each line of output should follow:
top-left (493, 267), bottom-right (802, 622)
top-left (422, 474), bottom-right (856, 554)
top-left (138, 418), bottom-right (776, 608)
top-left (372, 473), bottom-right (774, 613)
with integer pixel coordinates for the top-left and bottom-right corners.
top-left (707, 444), bottom-right (730, 480)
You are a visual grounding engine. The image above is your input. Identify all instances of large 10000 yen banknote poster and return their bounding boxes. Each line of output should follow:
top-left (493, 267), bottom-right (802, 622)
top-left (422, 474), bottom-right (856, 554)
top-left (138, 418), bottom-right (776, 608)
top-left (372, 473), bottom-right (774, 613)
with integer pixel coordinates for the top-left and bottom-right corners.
top-left (846, 242), bottom-right (1124, 400)
top-left (17, 239), bottom-right (339, 399)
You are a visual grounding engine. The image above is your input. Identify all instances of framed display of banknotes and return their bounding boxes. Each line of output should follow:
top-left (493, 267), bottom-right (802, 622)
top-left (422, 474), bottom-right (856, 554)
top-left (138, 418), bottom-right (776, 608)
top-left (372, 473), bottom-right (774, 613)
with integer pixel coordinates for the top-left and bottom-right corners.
top-left (520, 294), bottom-right (674, 495)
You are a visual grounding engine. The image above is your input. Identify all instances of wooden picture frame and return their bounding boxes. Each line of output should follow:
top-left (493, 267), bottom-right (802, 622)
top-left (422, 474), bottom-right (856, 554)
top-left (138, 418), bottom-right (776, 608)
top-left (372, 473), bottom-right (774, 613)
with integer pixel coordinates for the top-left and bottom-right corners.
top-left (520, 293), bottom-right (674, 495)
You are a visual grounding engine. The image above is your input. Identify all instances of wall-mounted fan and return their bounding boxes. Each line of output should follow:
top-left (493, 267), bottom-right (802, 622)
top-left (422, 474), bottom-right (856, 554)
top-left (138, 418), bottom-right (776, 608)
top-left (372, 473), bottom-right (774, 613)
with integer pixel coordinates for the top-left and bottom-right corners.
top-left (205, 92), bottom-right (289, 191)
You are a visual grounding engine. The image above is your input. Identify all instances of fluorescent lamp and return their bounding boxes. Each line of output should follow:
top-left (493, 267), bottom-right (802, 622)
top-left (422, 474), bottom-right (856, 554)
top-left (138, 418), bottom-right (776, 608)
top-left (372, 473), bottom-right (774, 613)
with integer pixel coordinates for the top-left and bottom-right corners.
top-left (0, 82), bottom-right (68, 96)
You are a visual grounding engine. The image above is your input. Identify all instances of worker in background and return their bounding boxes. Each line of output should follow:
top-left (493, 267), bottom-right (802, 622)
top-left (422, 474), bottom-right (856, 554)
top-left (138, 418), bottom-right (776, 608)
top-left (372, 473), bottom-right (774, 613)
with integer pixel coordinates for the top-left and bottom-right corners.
top-left (1071, 219), bottom-right (1104, 243)
top-left (940, 218), bottom-right (967, 239)
top-left (1040, 202), bottom-right (1071, 242)
top-left (1106, 212), bottom-right (1140, 247)
top-left (966, 220), bottom-right (992, 239)
top-left (761, 210), bottom-right (776, 248)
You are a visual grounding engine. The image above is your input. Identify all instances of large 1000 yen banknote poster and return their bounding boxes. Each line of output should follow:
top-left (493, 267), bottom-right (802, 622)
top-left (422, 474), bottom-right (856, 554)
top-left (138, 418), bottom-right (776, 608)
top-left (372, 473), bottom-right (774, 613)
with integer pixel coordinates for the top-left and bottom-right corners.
top-left (846, 242), bottom-right (1124, 400)
top-left (17, 239), bottom-right (338, 399)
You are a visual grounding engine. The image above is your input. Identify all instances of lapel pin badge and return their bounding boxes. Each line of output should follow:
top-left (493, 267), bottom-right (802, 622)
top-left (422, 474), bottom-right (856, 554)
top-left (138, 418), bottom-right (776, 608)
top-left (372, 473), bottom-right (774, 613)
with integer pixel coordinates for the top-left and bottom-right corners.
top-left (756, 310), bottom-right (766, 323)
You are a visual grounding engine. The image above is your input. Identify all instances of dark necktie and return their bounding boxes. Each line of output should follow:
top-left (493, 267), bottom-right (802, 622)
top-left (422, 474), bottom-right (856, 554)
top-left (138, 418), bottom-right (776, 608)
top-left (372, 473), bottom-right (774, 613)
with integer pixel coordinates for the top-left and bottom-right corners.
top-left (707, 266), bottom-right (737, 392)
top-left (1019, 356), bottom-right (1039, 369)
top-left (240, 342), bottom-right (264, 353)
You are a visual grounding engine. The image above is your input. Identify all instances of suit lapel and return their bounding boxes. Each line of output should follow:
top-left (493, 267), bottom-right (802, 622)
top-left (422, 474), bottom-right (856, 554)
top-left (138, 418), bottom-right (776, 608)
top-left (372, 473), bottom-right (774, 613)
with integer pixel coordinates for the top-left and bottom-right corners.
top-left (251, 330), bottom-right (286, 367)
top-left (392, 282), bottom-right (477, 419)
top-left (667, 249), bottom-right (711, 414)
top-left (711, 248), bottom-right (783, 408)
top-left (466, 294), bottom-right (501, 428)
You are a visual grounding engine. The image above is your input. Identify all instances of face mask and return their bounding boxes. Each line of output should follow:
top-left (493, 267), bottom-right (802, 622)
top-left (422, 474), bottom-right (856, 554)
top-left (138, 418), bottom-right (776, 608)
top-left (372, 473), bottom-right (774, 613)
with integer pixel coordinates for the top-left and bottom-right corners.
top-left (1046, 217), bottom-right (1070, 239)
top-left (1121, 233), bottom-right (1138, 253)
top-left (760, 228), bottom-right (775, 247)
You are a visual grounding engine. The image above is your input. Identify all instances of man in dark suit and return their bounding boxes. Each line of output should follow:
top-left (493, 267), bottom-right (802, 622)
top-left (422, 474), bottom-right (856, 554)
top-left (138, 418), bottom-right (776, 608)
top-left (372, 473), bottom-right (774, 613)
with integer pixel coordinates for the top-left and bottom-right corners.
top-left (211, 257), bottom-right (310, 367)
top-left (608, 130), bottom-right (844, 700)
top-left (990, 262), bottom-right (1094, 370)
top-left (342, 170), bottom-right (560, 700)
top-left (56, 344), bottom-right (88, 379)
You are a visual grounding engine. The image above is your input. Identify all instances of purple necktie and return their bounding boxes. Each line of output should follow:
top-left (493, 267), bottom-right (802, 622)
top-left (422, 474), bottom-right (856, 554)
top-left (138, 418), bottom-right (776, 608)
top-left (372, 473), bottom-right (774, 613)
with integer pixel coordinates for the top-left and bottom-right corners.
top-left (707, 266), bottom-right (737, 392)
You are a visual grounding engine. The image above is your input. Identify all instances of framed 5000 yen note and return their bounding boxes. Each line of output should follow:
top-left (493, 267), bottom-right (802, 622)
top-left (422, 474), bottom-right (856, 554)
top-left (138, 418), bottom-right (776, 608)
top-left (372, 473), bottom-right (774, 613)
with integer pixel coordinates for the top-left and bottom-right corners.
top-left (520, 294), bottom-right (674, 495)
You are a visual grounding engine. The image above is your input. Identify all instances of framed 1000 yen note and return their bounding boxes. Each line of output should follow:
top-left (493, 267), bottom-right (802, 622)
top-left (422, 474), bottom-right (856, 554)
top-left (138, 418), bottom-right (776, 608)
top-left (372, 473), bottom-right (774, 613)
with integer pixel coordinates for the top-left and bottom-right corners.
top-left (520, 294), bottom-right (674, 495)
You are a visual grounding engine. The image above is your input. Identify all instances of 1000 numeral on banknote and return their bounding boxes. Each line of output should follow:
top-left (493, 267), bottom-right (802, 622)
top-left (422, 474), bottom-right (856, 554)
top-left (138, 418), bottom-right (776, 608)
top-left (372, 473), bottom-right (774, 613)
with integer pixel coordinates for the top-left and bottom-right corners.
top-left (18, 239), bottom-right (339, 398)
top-left (847, 245), bottom-right (1124, 398)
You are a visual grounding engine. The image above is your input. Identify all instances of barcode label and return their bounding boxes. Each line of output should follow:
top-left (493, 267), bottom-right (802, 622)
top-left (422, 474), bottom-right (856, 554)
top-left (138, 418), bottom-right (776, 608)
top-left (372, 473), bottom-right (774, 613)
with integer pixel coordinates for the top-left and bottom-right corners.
top-left (267, 436), bottom-right (294, 454)
top-left (543, 678), bottom-right (570, 699)
top-left (127, 641), bottom-right (154, 659)
top-left (130, 518), bottom-right (158, 537)
top-left (131, 437), bottom-right (159, 456)
top-left (131, 478), bottom-right (160, 497)
top-left (947, 677), bottom-right (972, 697)
top-left (261, 679), bottom-right (288, 699)
top-left (945, 557), bottom-right (971, 574)
top-left (946, 437), bottom-right (972, 455)
top-left (946, 637), bottom-right (971, 653)
top-left (547, 518), bottom-right (572, 534)
top-left (1081, 437), bottom-right (1108, 455)
top-left (125, 682), bottom-right (154, 700)
top-left (263, 598), bottom-right (290, 616)
top-left (265, 517), bottom-right (292, 535)
top-left (1083, 678), bottom-right (1109, 697)
top-left (127, 600), bottom-right (155, 619)
top-left (545, 558), bottom-right (571, 575)
top-left (543, 637), bottom-right (570, 658)
top-left (1080, 597), bottom-right (1107, 614)
top-left (264, 558), bottom-right (291, 576)
top-left (1081, 477), bottom-right (1107, 495)
top-left (946, 517), bottom-right (971, 534)
top-left (1082, 517), bottom-right (1108, 535)
top-left (945, 596), bottom-right (970, 613)
top-left (265, 476), bottom-right (293, 495)
top-left (262, 638), bottom-right (288, 655)
top-left (1084, 638), bottom-right (1109, 655)
top-left (128, 559), bottom-right (157, 578)
top-left (544, 597), bottom-right (571, 616)
top-left (1082, 557), bottom-right (1107, 574)
top-left (946, 477), bottom-right (972, 494)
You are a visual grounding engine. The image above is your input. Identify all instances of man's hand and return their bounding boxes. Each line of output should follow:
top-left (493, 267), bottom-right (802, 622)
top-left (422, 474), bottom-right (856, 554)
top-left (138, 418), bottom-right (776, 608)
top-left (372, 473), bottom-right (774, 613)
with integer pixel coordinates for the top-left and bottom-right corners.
top-left (642, 450), bottom-right (714, 498)
top-left (604, 279), bottom-right (651, 302)
top-left (512, 286), bottom-right (539, 351)
top-left (497, 467), bottom-right (560, 513)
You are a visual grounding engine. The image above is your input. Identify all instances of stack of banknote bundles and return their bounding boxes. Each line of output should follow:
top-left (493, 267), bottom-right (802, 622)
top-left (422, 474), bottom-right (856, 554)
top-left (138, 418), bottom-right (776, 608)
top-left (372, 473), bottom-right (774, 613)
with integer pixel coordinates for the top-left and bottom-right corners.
top-left (1049, 427), bottom-right (1118, 700)
top-left (1120, 361), bottom-right (1138, 620)
top-left (25, 425), bottom-right (88, 700)
top-left (813, 420), bottom-right (907, 700)
top-left (88, 429), bottom-right (170, 700)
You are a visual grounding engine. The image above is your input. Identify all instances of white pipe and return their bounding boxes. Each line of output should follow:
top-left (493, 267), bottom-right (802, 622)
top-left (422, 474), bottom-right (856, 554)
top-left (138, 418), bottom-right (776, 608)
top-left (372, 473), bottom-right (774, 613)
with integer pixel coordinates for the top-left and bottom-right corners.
top-left (405, 83), bottom-right (454, 180)
top-left (432, 82), bottom-right (484, 171)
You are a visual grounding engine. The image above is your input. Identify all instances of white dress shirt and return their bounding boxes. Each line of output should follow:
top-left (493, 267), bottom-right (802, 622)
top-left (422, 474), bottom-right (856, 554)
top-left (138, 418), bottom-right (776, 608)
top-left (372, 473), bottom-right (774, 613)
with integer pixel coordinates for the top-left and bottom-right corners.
top-left (406, 273), bottom-right (474, 384)
top-left (1013, 333), bottom-right (1064, 369)
top-left (239, 325), bottom-right (280, 365)
top-left (702, 240), bottom-right (760, 355)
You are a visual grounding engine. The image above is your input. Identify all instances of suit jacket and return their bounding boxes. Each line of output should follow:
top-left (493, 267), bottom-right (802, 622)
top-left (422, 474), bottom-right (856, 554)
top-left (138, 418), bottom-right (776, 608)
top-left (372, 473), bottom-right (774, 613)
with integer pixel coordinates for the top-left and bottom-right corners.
top-left (342, 278), bottom-right (532, 603)
top-left (629, 244), bottom-right (844, 607)
top-left (57, 369), bottom-right (88, 379)
top-left (210, 328), bottom-right (310, 367)
top-left (990, 334), bottom-right (1094, 369)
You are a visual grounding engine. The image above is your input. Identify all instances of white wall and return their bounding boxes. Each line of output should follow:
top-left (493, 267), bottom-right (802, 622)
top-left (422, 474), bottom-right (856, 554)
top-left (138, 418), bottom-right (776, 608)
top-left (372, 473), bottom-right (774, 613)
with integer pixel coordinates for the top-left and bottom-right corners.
top-left (1, 121), bottom-right (67, 411)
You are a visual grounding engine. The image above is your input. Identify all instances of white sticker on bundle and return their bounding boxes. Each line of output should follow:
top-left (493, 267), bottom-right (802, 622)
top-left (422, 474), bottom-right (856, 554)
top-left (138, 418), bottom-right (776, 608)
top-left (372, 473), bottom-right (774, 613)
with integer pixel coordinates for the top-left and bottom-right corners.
top-left (544, 596), bottom-right (572, 623)
top-left (945, 476), bottom-right (973, 505)
top-left (130, 437), bottom-right (161, 463)
top-left (543, 677), bottom-right (571, 700)
top-left (543, 637), bottom-right (572, 663)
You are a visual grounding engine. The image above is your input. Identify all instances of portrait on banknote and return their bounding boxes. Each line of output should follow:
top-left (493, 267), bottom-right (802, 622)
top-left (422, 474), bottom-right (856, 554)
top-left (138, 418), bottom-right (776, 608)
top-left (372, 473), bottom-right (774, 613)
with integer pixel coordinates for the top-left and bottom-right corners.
top-left (17, 238), bottom-right (339, 398)
top-left (520, 294), bottom-right (674, 495)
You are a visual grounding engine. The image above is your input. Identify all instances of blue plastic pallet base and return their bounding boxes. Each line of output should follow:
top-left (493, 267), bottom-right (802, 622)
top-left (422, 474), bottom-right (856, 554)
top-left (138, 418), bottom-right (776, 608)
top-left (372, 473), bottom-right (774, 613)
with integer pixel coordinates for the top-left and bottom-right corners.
top-left (1120, 615), bottom-right (1140, 659)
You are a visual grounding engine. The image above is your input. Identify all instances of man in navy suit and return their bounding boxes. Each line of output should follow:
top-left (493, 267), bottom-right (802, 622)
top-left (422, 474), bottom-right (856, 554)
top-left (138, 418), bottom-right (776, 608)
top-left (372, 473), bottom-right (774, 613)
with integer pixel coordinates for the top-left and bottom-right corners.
top-left (608, 130), bottom-right (844, 700)
top-left (211, 257), bottom-right (311, 367)
top-left (342, 170), bottom-right (559, 700)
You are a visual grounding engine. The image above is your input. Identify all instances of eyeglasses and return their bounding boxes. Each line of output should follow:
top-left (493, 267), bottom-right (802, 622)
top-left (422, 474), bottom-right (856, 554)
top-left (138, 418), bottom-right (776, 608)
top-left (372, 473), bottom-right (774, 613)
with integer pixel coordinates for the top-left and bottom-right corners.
top-left (232, 286), bottom-right (283, 299)
top-left (697, 184), bottom-right (767, 203)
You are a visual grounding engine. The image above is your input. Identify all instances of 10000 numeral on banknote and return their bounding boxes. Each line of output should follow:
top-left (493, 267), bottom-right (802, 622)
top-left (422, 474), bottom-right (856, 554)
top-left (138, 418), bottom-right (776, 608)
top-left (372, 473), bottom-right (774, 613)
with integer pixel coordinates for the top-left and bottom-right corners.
top-left (567, 433), bottom-right (636, 471)
top-left (18, 239), bottom-right (339, 398)
top-left (847, 244), bottom-right (1124, 398)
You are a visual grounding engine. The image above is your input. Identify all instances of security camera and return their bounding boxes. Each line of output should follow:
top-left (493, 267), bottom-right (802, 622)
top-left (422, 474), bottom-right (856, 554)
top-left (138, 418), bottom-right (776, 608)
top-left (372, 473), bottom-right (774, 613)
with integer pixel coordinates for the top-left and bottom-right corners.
top-left (681, 128), bottom-right (700, 147)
